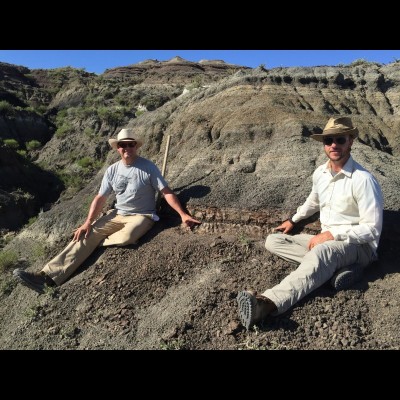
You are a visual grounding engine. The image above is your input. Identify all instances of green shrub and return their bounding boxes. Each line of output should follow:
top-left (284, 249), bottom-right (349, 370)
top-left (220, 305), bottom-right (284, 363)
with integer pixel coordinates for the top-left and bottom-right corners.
top-left (77, 156), bottom-right (93, 169)
top-left (97, 106), bottom-right (131, 125)
top-left (16, 149), bottom-right (27, 157)
top-left (78, 107), bottom-right (97, 119)
top-left (56, 171), bottom-right (85, 191)
top-left (187, 75), bottom-right (203, 90)
top-left (26, 140), bottom-right (42, 150)
top-left (140, 94), bottom-right (168, 111)
top-left (1, 278), bottom-right (17, 296)
top-left (135, 109), bottom-right (145, 117)
top-left (32, 243), bottom-right (46, 259)
top-left (0, 100), bottom-right (14, 115)
top-left (35, 105), bottom-right (48, 115)
top-left (56, 109), bottom-right (68, 121)
top-left (349, 58), bottom-right (380, 67)
top-left (159, 339), bottom-right (186, 350)
top-left (27, 216), bottom-right (37, 226)
top-left (0, 250), bottom-right (18, 272)
top-left (55, 123), bottom-right (72, 138)
top-left (83, 127), bottom-right (95, 137)
top-left (76, 157), bottom-right (102, 171)
top-left (3, 139), bottom-right (19, 149)
top-left (0, 232), bottom-right (14, 249)
top-left (350, 58), bottom-right (368, 66)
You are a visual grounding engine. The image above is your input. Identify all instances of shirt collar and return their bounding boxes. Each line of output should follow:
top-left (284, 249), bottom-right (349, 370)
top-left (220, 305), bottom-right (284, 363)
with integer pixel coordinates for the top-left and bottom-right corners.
top-left (323, 155), bottom-right (354, 177)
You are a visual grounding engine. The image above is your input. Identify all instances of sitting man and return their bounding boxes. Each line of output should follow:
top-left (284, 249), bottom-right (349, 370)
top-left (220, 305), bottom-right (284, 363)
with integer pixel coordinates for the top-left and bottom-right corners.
top-left (237, 117), bottom-right (384, 330)
top-left (14, 128), bottom-right (201, 293)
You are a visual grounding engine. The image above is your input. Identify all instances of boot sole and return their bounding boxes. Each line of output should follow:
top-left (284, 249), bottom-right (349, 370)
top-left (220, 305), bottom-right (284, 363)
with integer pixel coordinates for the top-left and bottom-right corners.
top-left (13, 269), bottom-right (45, 294)
top-left (331, 264), bottom-right (363, 291)
top-left (237, 291), bottom-right (257, 330)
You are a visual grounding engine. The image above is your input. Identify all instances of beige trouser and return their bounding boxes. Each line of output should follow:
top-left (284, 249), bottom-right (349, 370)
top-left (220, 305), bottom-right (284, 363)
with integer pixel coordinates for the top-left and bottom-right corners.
top-left (263, 233), bottom-right (375, 315)
top-left (42, 209), bottom-right (154, 286)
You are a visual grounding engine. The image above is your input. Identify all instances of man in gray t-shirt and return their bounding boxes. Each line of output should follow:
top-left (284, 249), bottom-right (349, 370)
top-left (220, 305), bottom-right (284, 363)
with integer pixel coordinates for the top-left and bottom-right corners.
top-left (13, 128), bottom-right (201, 293)
top-left (99, 155), bottom-right (167, 216)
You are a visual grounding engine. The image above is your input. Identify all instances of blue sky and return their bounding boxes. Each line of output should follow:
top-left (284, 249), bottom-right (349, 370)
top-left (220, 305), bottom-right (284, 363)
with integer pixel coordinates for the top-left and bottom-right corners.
top-left (0, 50), bottom-right (399, 75)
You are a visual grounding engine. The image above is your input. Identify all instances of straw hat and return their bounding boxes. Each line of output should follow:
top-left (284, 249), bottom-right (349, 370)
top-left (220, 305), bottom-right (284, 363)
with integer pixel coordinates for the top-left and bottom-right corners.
top-left (108, 129), bottom-right (144, 150)
top-left (311, 117), bottom-right (358, 142)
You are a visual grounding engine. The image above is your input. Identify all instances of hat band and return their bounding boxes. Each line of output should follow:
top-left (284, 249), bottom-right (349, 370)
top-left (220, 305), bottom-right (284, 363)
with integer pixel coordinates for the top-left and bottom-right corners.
top-left (323, 127), bottom-right (354, 135)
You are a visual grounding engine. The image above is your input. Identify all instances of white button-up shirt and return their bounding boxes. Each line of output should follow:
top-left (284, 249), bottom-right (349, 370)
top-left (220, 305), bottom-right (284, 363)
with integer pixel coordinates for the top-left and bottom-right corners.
top-left (292, 156), bottom-right (383, 255)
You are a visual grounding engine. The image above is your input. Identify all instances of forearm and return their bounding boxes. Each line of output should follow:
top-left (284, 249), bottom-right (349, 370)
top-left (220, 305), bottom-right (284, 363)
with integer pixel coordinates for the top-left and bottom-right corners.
top-left (163, 192), bottom-right (187, 218)
top-left (160, 187), bottom-right (201, 228)
top-left (330, 224), bottom-right (382, 245)
top-left (292, 191), bottom-right (319, 223)
top-left (85, 194), bottom-right (107, 224)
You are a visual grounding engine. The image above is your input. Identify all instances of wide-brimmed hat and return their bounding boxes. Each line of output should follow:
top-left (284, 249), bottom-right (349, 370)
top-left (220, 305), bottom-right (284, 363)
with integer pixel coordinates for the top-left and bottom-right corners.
top-left (311, 117), bottom-right (358, 142)
top-left (108, 128), bottom-right (144, 150)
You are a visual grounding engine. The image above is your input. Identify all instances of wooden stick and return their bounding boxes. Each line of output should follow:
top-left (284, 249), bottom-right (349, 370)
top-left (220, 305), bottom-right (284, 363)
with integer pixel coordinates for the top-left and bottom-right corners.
top-left (161, 135), bottom-right (171, 177)
top-left (156, 135), bottom-right (171, 211)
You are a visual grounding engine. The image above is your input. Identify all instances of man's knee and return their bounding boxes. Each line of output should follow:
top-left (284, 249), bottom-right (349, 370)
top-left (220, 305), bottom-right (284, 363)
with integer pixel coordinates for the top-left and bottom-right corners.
top-left (265, 233), bottom-right (283, 253)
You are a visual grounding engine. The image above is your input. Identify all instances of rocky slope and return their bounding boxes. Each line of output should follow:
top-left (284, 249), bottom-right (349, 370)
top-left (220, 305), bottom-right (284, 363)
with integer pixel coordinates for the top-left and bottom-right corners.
top-left (0, 57), bottom-right (399, 349)
top-left (0, 58), bottom-right (246, 231)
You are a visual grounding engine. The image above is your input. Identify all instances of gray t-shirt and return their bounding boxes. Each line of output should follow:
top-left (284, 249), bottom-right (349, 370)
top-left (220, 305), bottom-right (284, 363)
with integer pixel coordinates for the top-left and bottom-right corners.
top-left (99, 157), bottom-right (168, 215)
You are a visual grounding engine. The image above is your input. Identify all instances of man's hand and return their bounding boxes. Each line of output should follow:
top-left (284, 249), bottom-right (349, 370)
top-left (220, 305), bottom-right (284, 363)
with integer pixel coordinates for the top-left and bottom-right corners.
top-left (181, 214), bottom-right (201, 229)
top-left (308, 231), bottom-right (334, 250)
top-left (73, 221), bottom-right (92, 242)
top-left (274, 220), bottom-right (294, 234)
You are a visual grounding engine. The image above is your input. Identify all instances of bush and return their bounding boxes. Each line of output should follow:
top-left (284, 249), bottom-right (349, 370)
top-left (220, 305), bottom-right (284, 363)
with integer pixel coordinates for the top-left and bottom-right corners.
top-left (97, 106), bottom-right (128, 125)
top-left (16, 149), bottom-right (27, 157)
top-left (25, 140), bottom-right (42, 150)
top-left (55, 123), bottom-right (72, 138)
top-left (0, 100), bottom-right (14, 115)
top-left (135, 109), bottom-right (145, 117)
top-left (27, 216), bottom-right (37, 226)
top-left (0, 250), bottom-right (18, 272)
top-left (76, 157), bottom-right (102, 171)
top-left (35, 105), bottom-right (48, 115)
top-left (1, 278), bottom-right (17, 296)
top-left (3, 139), bottom-right (19, 149)
top-left (83, 127), bottom-right (95, 137)
top-left (76, 156), bottom-right (93, 169)
top-left (140, 94), bottom-right (168, 111)
top-left (56, 171), bottom-right (85, 192)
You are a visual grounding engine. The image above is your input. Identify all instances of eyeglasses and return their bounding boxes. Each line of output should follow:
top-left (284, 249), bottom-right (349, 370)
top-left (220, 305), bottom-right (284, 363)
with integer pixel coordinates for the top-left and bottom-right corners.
top-left (323, 137), bottom-right (347, 146)
top-left (118, 142), bottom-right (136, 149)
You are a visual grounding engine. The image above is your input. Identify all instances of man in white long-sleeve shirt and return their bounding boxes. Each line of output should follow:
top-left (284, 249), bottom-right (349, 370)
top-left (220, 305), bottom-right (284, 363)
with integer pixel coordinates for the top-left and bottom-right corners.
top-left (237, 117), bottom-right (383, 330)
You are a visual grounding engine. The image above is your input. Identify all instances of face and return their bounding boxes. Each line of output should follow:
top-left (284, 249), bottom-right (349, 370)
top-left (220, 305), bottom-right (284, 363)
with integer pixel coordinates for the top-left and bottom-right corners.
top-left (323, 135), bottom-right (353, 163)
top-left (117, 141), bottom-right (137, 163)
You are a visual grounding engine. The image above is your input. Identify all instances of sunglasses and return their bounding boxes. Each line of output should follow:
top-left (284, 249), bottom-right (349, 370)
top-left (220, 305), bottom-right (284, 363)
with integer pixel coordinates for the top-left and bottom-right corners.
top-left (118, 141), bottom-right (136, 149)
top-left (323, 137), bottom-right (347, 146)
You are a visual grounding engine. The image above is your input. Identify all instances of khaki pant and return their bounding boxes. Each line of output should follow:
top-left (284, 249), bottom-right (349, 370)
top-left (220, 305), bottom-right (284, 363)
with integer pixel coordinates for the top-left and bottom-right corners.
top-left (262, 233), bottom-right (375, 315)
top-left (42, 210), bottom-right (154, 285)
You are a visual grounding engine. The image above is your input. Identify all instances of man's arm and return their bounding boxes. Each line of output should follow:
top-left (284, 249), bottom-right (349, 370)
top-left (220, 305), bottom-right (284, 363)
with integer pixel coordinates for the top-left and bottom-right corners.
top-left (329, 175), bottom-right (383, 245)
top-left (73, 194), bottom-right (108, 241)
top-left (161, 187), bottom-right (201, 228)
top-left (309, 175), bottom-right (383, 250)
top-left (275, 179), bottom-right (320, 234)
top-left (291, 188), bottom-right (320, 224)
top-left (274, 219), bottom-right (295, 234)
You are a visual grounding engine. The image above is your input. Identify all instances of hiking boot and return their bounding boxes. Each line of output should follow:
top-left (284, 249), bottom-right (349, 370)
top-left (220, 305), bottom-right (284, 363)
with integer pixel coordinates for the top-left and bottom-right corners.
top-left (236, 290), bottom-right (277, 330)
top-left (331, 263), bottom-right (363, 291)
top-left (13, 268), bottom-right (56, 294)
